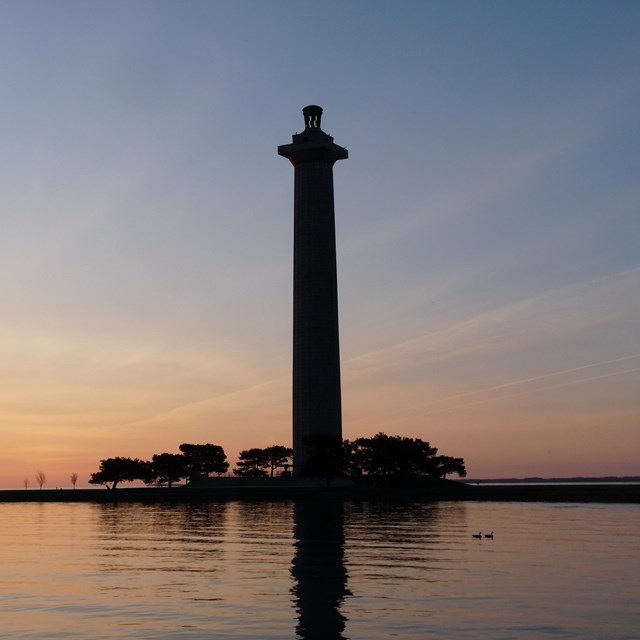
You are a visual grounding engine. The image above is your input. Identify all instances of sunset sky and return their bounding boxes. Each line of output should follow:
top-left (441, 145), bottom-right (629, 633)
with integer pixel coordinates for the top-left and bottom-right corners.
top-left (1, 1), bottom-right (638, 486)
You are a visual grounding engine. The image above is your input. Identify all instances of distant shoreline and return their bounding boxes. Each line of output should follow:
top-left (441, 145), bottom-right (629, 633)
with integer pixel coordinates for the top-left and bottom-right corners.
top-left (467, 476), bottom-right (640, 484)
top-left (1, 480), bottom-right (638, 504)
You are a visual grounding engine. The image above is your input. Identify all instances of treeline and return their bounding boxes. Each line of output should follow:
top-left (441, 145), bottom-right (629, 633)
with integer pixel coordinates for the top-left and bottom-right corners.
top-left (304, 433), bottom-right (466, 481)
top-left (88, 433), bottom-right (466, 489)
top-left (89, 443), bottom-right (293, 490)
top-left (344, 433), bottom-right (466, 479)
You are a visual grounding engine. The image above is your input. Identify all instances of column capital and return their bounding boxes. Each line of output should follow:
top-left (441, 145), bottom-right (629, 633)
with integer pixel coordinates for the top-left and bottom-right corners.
top-left (278, 106), bottom-right (348, 166)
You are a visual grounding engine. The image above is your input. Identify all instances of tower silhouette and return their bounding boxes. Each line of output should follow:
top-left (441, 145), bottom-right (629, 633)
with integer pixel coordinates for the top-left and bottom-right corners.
top-left (278, 106), bottom-right (348, 475)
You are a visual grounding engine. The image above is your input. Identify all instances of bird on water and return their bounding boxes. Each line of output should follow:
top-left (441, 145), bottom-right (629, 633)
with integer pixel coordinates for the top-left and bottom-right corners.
top-left (472, 532), bottom-right (482, 539)
top-left (484, 532), bottom-right (494, 538)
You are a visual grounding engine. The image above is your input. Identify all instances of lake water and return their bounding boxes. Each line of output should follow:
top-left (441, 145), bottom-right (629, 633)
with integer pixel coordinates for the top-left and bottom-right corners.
top-left (0, 498), bottom-right (637, 639)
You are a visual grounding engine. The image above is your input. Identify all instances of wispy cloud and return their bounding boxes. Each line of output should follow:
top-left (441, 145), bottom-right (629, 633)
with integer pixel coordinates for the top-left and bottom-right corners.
top-left (397, 356), bottom-right (640, 416)
top-left (345, 267), bottom-right (640, 376)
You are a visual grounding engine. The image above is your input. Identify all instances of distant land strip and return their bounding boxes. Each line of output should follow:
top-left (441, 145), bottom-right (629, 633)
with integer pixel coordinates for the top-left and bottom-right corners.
top-left (0, 479), bottom-right (638, 504)
top-left (467, 476), bottom-right (640, 484)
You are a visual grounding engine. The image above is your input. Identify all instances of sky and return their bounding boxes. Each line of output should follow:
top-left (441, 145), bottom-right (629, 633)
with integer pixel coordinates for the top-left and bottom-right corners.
top-left (1, 0), bottom-right (639, 487)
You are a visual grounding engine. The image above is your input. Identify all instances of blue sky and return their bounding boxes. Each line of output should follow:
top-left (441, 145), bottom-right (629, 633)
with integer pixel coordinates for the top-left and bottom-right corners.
top-left (0, 1), bottom-right (638, 484)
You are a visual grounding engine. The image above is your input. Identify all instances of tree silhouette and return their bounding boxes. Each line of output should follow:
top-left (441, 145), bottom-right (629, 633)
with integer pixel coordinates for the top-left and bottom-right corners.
top-left (179, 443), bottom-right (229, 480)
top-left (35, 470), bottom-right (46, 489)
top-left (233, 445), bottom-right (293, 477)
top-left (432, 455), bottom-right (467, 479)
top-left (89, 457), bottom-right (150, 490)
top-left (352, 433), bottom-right (439, 478)
top-left (70, 472), bottom-right (79, 489)
top-left (234, 448), bottom-right (269, 477)
top-left (344, 433), bottom-right (467, 481)
top-left (146, 453), bottom-right (188, 488)
top-left (343, 439), bottom-right (363, 476)
top-left (264, 445), bottom-right (293, 477)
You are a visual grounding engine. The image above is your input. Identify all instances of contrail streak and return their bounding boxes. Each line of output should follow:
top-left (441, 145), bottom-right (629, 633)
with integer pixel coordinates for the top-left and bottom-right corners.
top-left (381, 354), bottom-right (640, 422)
top-left (425, 367), bottom-right (640, 414)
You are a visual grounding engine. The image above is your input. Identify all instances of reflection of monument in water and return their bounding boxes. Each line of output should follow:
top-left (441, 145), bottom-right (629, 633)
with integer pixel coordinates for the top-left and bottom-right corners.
top-left (291, 499), bottom-right (349, 639)
top-left (278, 106), bottom-right (348, 475)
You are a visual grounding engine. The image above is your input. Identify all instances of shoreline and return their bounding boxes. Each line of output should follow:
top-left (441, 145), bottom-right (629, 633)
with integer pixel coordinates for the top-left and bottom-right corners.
top-left (1, 482), bottom-right (638, 504)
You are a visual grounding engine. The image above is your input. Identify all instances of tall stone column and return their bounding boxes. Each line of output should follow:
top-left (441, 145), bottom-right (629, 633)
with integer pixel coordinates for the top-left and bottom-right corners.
top-left (278, 106), bottom-right (348, 476)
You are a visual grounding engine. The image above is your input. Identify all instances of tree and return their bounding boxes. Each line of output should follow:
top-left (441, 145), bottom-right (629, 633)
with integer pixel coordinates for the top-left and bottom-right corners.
top-left (343, 439), bottom-right (363, 476)
top-left (23, 477), bottom-right (29, 489)
top-left (263, 445), bottom-right (293, 477)
top-left (354, 433), bottom-right (439, 478)
top-left (146, 453), bottom-right (188, 488)
top-left (88, 457), bottom-right (151, 490)
top-left (233, 445), bottom-right (293, 477)
top-left (70, 472), bottom-right (79, 489)
top-left (345, 432), bottom-right (466, 482)
top-left (234, 448), bottom-right (269, 477)
top-left (432, 455), bottom-right (467, 479)
top-left (35, 470), bottom-right (46, 489)
top-left (179, 443), bottom-right (229, 480)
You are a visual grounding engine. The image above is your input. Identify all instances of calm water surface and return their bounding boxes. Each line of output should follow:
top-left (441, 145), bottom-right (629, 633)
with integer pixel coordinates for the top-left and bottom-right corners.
top-left (0, 499), bottom-right (637, 639)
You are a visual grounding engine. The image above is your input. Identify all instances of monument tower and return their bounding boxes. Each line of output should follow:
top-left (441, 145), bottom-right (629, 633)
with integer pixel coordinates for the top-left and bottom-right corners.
top-left (278, 106), bottom-right (348, 475)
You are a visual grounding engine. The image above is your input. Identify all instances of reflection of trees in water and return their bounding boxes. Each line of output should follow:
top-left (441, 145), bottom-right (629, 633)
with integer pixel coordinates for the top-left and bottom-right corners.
top-left (345, 500), bottom-right (466, 543)
top-left (94, 502), bottom-right (229, 575)
top-left (344, 499), bottom-right (467, 617)
top-left (347, 501), bottom-right (467, 569)
top-left (95, 501), bottom-right (228, 536)
top-left (228, 500), bottom-right (294, 539)
top-left (291, 499), bottom-right (350, 640)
